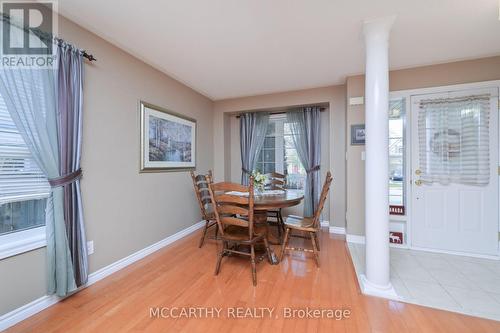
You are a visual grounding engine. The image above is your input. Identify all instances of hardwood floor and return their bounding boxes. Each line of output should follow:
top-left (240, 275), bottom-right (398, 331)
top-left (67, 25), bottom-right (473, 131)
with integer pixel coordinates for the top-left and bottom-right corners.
top-left (7, 227), bottom-right (500, 333)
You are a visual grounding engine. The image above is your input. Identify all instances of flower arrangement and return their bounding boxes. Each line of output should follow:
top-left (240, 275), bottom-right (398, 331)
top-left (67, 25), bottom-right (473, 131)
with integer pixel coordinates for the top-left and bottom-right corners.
top-left (251, 170), bottom-right (267, 192)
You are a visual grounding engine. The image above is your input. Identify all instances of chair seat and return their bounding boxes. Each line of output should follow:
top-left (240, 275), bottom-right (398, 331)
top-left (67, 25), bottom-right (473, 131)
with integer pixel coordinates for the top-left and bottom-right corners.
top-left (284, 216), bottom-right (316, 231)
top-left (221, 224), bottom-right (267, 242)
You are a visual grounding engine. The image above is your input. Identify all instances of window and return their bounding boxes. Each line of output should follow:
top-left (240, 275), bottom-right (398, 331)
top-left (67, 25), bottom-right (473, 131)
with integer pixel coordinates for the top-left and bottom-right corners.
top-left (0, 97), bottom-right (50, 237)
top-left (388, 98), bottom-right (406, 213)
top-left (255, 115), bottom-right (306, 190)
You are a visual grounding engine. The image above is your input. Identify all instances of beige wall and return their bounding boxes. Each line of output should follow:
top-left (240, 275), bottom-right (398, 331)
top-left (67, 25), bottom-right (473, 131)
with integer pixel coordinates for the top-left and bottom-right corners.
top-left (0, 15), bottom-right (214, 316)
top-left (213, 85), bottom-right (347, 227)
top-left (2, 14), bottom-right (500, 319)
top-left (346, 56), bottom-right (500, 236)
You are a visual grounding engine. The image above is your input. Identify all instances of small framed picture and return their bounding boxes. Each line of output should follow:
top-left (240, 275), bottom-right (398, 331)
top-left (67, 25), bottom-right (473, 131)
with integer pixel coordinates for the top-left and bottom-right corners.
top-left (350, 124), bottom-right (365, 145)
top-left (140, 101), bottom-right (196, 172)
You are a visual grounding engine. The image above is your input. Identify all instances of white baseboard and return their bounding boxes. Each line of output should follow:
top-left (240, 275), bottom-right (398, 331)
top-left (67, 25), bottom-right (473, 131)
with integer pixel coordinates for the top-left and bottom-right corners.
top-left (87, 220), bottom-right (204, 284)
top-left (346, 234), bottom-right (366, 244)
top-left (0, 220), bottom-right (205, 332)
top-left (329, 226), bottom-right (346, 235)
top-left (320, 220), bottom-right (330, 228)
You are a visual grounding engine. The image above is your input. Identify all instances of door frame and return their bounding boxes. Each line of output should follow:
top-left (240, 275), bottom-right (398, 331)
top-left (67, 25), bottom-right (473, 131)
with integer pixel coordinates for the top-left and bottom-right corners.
top-left (390, 79), bottom-right (500, 258)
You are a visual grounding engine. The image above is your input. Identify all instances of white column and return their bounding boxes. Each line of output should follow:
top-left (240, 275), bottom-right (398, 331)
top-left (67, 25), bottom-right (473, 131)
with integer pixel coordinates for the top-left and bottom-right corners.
top-left (360, 16), bottom-right (398, 299)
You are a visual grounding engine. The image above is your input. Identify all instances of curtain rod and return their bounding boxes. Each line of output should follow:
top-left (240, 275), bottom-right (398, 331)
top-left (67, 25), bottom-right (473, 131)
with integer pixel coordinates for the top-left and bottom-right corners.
top-left (81, 51), bottom-right (97, 62)
top-left (1, 13), bottom-right (97, 62)
top-left (235, 107), bottom-right (326, 118)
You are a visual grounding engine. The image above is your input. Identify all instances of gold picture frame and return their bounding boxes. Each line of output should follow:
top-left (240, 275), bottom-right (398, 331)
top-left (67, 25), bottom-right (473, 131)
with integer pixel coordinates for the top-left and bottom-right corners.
top-left (140, 101), bottom-right (196, 172)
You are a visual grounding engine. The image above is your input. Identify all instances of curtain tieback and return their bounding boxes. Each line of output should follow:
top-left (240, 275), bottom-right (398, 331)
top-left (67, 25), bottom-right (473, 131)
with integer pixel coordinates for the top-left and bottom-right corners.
top-left (306, 165), bottom-right (320, 173)
top-left (242, 168), bottom-right (252, 175)
top-left (48, 168), bottom-right (83, 188)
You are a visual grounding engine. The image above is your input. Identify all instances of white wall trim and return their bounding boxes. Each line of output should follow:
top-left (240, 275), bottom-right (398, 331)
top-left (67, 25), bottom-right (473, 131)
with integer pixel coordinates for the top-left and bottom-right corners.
top-left (0, 220), bottom-right (205, 331)
top-left (346, 234), bottom-right (366, 244)
top-left (0, 226), bottom-right (46, 260)
top-left (87, 220), bottom-right (204, 284)
top-left (329, 226), bottom-right (346, 235)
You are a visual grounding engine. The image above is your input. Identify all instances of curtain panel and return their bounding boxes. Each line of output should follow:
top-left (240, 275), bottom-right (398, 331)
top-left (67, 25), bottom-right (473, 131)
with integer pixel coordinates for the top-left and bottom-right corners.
top-left (418, 94), bottom-right (490, 186)
top-left (287, 107), bottom-right (321, 217)
top-left (239, 112), bottom-right (270, 185)
top-left (55, 41), bottom-right (88, 290)
top-left (0, 22), bottom-right (88, 296)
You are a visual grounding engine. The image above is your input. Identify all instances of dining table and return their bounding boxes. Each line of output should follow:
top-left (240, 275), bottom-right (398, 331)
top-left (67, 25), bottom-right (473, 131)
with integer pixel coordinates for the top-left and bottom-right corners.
top-left (252, 189), bottom-right (304, 264)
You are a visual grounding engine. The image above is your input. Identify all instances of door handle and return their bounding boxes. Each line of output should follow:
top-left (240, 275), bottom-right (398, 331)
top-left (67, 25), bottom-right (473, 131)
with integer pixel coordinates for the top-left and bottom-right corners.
top-left (415, 180), bottom-right (422, 186)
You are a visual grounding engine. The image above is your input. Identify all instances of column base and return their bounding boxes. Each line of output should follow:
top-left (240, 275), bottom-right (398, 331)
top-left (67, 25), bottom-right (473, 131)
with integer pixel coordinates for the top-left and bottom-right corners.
top-left (359, 274), bottom-right (400, 301)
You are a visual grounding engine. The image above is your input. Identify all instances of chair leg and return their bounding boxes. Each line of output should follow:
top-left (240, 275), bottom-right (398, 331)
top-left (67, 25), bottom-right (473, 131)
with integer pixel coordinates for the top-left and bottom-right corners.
top-left (310, 232), bottom-right (320, 268)
top-left (262, 237), bottom-right (273, 264)
top-left (278, 209), bottom-right (285, 232)
top-left (215, 241), bottom-right (226, 275)
top-left (214, 223), bottom-right (219, 239)
top-left (199, 220), bottom-right (209, 248)
top-left (276, 214), bottom-right (282, 242)
top-left (280, 228), bottom-right (290, 262)
top-left (250, 244), bottom-right (257, 286)
top-left (314, 231), bottom-right (320, 251)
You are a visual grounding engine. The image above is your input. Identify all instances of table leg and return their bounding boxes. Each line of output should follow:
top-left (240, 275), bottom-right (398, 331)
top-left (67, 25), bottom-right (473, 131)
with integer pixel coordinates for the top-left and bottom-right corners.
top-left (254, 210), bottom-right (282, 245)
top-left (253, 211), bottom-right (280, 264)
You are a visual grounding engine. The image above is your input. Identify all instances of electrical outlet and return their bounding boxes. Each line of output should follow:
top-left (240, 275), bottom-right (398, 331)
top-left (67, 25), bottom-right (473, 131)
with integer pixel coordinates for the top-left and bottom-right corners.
top-left (87, 241), bottom-right (94, 255)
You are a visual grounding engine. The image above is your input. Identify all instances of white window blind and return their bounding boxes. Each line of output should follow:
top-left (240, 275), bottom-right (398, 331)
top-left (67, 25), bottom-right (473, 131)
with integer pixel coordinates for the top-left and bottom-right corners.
top-left (418, 94), bottom-right (490, 186)
top-left (0, 98), bottom-right (50, 204)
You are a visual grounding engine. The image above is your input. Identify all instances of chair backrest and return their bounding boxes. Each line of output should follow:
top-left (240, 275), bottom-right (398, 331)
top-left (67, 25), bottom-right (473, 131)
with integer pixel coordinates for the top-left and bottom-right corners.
top-left (312, 171), bottom-right (333, 228)
top-left (264, 172), bottom-right (285, 190)
top-left (207, 176), bottom-right (255, 240)
top-left (190, 170), bottom-right (213, 220)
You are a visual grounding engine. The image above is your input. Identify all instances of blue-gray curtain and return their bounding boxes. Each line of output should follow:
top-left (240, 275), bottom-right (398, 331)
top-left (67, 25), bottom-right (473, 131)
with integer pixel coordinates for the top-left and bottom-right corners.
top-left (240, 112), bottom-right (269, 185)
top-left (55, 41), bottom-right (88, 291)
top-left (287, 107), bottom-right (321, 217)
top-left (0, 22), bottom-right (87, 297)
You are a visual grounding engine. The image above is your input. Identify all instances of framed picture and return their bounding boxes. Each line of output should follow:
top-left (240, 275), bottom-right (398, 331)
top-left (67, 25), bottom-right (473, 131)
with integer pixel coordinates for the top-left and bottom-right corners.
top-left (350, 124), bottom-right (365, 145)
top-left (140, 101), bottom-right (196, 172)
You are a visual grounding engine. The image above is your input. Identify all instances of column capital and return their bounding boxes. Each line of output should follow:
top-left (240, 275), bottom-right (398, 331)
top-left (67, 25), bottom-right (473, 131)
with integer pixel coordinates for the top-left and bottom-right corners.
top-left (363, 16), bottom-right (396, 41)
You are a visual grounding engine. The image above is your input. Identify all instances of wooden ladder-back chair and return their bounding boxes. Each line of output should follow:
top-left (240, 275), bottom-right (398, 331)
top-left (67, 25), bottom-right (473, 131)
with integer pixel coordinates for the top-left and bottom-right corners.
top-left (190, 170), bottom-right (218, 248)
top-left (264, 172), bottom-right (286, 241)
top-left (207, 176), bottom-right (272, 286)
top-left (280, 171), bottom-right (333, 267)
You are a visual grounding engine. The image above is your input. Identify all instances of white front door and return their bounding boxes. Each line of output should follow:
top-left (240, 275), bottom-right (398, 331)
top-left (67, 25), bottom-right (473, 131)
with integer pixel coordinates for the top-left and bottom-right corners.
top-left (410, 87), bottom-right (499, 256)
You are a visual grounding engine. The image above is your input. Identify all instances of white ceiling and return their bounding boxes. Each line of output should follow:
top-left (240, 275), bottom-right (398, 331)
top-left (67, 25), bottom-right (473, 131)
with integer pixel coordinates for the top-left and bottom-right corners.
top-left (58, 0), bottom-right (500, 100)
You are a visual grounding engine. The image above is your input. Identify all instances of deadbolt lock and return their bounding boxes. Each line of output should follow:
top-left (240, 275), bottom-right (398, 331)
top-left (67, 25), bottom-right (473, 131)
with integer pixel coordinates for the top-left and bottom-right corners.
top-left (415, 169), bottom-right (422, 175)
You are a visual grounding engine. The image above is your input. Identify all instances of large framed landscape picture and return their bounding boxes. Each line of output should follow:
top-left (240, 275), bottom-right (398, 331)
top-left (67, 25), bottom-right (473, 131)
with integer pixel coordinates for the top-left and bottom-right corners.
top-left (140, 101), bottom-right (196, 172)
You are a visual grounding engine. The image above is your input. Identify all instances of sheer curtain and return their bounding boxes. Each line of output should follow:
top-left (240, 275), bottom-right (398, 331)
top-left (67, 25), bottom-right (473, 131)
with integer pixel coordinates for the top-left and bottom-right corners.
top-left (287, 107), bottom-right (321, 216)
top-left (240, 112), bottom-right (269, 185)
top-left (418, 94), bottom-right (490, 186)
top-left (0, 22), bottom-right (88, 296)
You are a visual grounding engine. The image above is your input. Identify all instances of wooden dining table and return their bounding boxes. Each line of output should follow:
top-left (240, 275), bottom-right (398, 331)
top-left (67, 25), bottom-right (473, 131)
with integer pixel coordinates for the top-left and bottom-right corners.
top-left (252, 190), bottom-right (304, 264)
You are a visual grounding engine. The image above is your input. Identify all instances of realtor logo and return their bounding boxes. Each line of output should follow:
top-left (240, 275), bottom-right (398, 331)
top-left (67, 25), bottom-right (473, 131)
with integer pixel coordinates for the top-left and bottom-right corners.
top-left (0, 1), bottom-right (57, 67)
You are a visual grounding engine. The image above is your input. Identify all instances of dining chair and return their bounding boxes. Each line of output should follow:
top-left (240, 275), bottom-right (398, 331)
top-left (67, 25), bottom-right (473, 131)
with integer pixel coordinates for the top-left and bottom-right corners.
top-left (280, 171), bottom-right (333, 267)
top-left (264, 172), bottom-right (286, 240)
top-left (190, 170), bottom-right (218, 248)
top-left (207, 176), bottom-right (272, 286)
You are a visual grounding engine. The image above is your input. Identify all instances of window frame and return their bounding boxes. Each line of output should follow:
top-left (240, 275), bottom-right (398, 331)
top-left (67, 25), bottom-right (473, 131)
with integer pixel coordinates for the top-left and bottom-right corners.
top-left (388, 98), bottom-right (407, 215)
top-left (0, 93), bottom-right (49, 259)
top-left (256, 114), bottom-right (306, 191)
top-left (0, 225), bottom-right (46, 259)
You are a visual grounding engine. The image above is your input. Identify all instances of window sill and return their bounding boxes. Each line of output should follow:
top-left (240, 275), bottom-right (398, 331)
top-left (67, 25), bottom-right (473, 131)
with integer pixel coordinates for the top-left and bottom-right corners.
top-left (0, 226), bottom-right (46, 260)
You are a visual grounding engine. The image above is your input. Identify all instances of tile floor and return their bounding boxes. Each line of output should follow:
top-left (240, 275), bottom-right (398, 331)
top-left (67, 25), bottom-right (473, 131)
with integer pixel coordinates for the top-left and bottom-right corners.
top-left (348, 242), bottom-right (500, 321)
